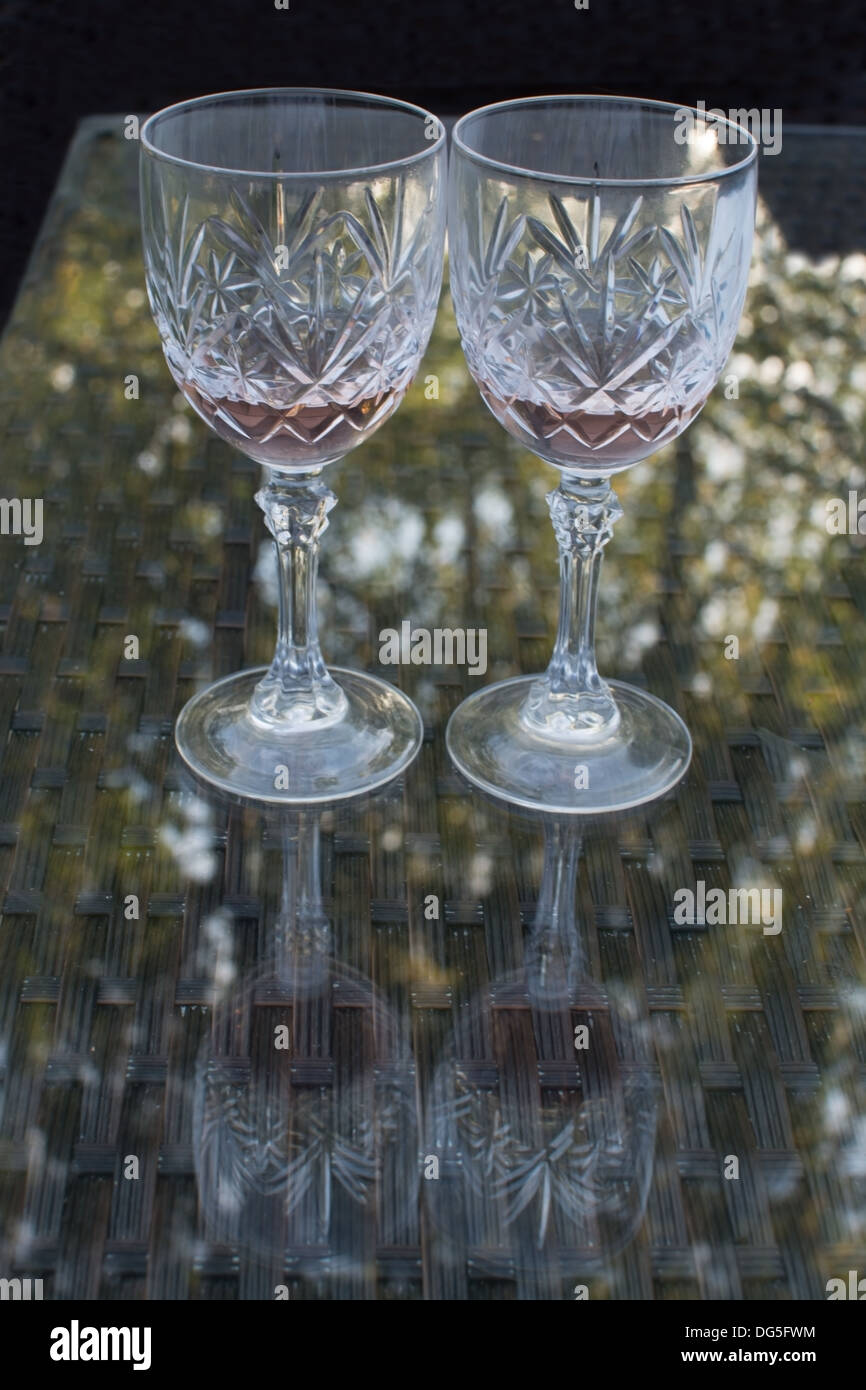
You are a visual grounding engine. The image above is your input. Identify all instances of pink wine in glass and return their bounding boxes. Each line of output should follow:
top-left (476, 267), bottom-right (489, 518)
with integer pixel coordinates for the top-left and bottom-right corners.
top-left (479, 385), bottom-right (708, 471)
top-left (182, 380), bottom-right (407, 468)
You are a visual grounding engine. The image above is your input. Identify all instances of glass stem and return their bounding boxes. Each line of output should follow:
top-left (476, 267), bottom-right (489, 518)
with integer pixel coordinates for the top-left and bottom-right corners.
top-left (521, 474), bottom-right (623, 741)
top-left (274, 810), bottom-right (332, 1006)
top-left (525, 818), bottom-right (584, 1003)
top-left (250, 467), bottom-right (347, 729)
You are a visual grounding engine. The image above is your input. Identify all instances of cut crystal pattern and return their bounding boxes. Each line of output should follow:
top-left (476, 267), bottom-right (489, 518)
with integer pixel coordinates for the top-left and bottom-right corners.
top-left (143, 179), bottom-right (443, 467)
top-left (451, 183), bottom-right (754, 470)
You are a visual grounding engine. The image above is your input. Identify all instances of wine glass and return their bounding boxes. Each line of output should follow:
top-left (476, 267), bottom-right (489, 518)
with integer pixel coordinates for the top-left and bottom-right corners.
top-left (194, 799), bottom-right (417, 1269)
top-left (140, 89), bottom-right (446, 802)
top-left (424, 813), bottom-right (657, 1285)
top-left (446, 96), bottom-right (757, 813)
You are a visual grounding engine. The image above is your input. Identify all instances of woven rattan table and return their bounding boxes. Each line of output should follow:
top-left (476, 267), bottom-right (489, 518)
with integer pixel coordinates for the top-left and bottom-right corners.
top-left (0, 117), bottom-right (864, 1301)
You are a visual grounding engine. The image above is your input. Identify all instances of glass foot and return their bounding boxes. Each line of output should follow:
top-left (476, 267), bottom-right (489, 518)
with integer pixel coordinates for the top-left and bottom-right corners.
top-left (175, 667), bottom-right (422, 804)
top-left (446, 676), bottom-right (691, 814)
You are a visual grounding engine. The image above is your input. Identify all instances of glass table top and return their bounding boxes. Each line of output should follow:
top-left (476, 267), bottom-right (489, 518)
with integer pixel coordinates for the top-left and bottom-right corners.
top-left (0, 116), bottom-right (864, 1300)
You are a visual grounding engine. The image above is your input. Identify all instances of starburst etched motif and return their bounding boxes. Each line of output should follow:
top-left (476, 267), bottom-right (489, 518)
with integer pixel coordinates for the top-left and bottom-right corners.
top-left (142, 177), bottom-right (442, 467)
top-left (432, 1066), bottom-right (657, 1253)
top-left (452, 182), bottom-right (751, 470)
top-left (197, 250), bottom-right (260, 319)
top-left (196, 1060), bottom-right (416, 1248)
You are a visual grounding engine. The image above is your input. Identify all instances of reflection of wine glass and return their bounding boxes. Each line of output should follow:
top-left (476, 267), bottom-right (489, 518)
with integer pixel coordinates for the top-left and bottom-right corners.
top-left (140, 89), bottom-right (446, 802)
top-left (424, 814), bottom-right (657, 1293)
top-left (446, 97), bottom-right (757, 813)
top-left (193, 800), bottom-right (417, 1277)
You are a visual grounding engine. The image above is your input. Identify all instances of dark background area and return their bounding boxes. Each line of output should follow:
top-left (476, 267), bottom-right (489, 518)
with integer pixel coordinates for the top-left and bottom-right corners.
top-left (1, 0), bottom-right (864, 326)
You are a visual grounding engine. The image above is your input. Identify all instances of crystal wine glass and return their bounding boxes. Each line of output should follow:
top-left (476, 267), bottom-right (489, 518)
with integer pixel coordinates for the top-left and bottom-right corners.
top-left (194, 799), bottom-right (416, 1262)
top-left (140, 89), bottom-right (446, 801)
top-left (447, 96), bottom-right (757, 813)
top-left (424, 814), bottom-right (657, 1275)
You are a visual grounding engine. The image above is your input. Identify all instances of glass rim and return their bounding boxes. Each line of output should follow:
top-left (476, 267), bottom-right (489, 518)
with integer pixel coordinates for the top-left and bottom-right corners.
top-left (140, 86), bottom-right (446, 179)
top-left (452, 94), bottom-right (759, 187)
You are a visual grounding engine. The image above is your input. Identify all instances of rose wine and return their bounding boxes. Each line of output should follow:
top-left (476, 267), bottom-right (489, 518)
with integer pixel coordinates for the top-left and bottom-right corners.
top-left (181, 381), bottom-right (406, 468)
top-left (479, 386), bottom-right (706, 471)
